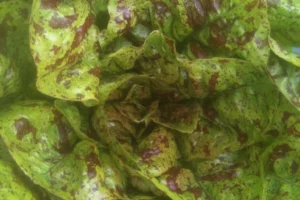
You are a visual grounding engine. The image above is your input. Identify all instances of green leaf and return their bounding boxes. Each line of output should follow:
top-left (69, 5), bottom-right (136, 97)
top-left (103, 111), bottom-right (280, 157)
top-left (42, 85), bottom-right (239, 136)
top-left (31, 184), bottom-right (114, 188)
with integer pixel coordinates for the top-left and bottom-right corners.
top-left (0, 101), bottom-right (127, 199)
top-left (184, 58), bottom-right (265, 97)
top-left (29, 0), bottom-right (100, 106)
top-left (0, 0), bottom-right (34, 98)
top-left (200, 156), bottom-right (262, 200)
top-left (98, 0), bottom-right (138, 49)
top-left (261, 136), bottom-right (300, 180)
top-left (268, 53), bottom-right (300, 110)
top-left (54, 100), bottom-right (103, 144)
top-left (135, 126), bottom-right (178, 177)
top-left (194, 0), bottom-right (266, 51)
top-left (157, 167), bottom-right (209, 200)
top-left (267, 0), bottom-right (300, 67)
top-left (262, 175), bottom-right (300, 200)
top-left (0, 161), bottom-right (38, 200)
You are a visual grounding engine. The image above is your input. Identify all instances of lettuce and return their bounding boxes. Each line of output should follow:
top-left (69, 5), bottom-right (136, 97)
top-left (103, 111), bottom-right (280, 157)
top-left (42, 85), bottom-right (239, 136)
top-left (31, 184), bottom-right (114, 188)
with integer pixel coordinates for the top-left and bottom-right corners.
top-left (0, 0), bottom-right (299, 199)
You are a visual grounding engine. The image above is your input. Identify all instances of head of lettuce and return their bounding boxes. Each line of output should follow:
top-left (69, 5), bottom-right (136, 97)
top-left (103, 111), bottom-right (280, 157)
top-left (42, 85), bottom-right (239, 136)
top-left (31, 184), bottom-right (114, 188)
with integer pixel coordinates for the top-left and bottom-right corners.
top-left (0, 0), bottom-right (299, 199)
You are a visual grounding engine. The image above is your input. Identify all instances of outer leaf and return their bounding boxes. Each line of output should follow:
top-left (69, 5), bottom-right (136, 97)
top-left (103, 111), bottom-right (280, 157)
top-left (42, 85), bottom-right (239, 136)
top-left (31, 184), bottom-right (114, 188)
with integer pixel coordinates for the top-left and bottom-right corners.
top-left (236, 1), bottom-right (270, 67)
top-left (0, 101), bottom-right (127, 199)
top-left (208, 82), bottom-right (281, 142)
top-left (29, 0), bottom-right (100, 106)
top-left (267, 0), bottom-right (300, 67)
top-left (0, 161), bottom-right (38, 200)
top-left (178, 82), bottom-right (282, 161)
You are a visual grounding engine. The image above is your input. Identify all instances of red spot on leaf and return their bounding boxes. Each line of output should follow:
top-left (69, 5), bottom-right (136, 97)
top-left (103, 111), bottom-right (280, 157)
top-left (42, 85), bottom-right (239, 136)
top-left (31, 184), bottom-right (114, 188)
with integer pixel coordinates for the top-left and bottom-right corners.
top-left (203, 104), bottom-right (218, 121)
top-left (166, 167), bottom-right (183, 193)
top-left (71, 14), bottom-right (93, 49)
top-left (88, 67), bottom-right (101, 77)
top-left (139, 148), bottom-right (161, 162)
top-left (14, 118), bottom-right (38, 143)
top-left (290, 161), bottom-right (299, 174)
top-left (40, 0), bottom-right (61, 9)
top-left (269, 144), bottom-right (295, 170)
top-left (51, 110), bottom-right (73, 154)
top-left (246, 1), bottom-right (257, 12)
top-left (32, 21), bottom-right (44, 34)
top-left (208, 72), bottom-right (219, 94)
top-left (201, 170), bottom-right (237, 182)
top-left (50, 45), bottom-right (60, 54)
top-left (85, 152), bottom-right (100, 179)
top-left (190, 42), bottom-right (208, 58)
top-left (49, 13), bottom-right (78, 29)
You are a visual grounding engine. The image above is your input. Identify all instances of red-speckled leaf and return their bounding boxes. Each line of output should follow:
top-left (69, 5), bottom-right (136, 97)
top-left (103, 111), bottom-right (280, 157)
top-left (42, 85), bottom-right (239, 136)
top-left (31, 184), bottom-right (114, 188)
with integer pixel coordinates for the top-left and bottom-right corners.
top-left (29, 0), bottom-right (100, 106)
top-left (99, 0), bottom-right (138, 49)
top-left (195, 0), bottom-right (265, 52)
top-left (184, 58), bottom-right (265, 97)
top-left (0, 100), bottom-right (126, 199)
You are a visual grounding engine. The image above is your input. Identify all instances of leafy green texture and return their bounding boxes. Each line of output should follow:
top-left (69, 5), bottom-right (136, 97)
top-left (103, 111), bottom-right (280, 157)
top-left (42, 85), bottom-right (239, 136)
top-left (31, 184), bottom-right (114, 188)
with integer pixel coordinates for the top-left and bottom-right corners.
top-left (0, 0), bottom-right (300, 199)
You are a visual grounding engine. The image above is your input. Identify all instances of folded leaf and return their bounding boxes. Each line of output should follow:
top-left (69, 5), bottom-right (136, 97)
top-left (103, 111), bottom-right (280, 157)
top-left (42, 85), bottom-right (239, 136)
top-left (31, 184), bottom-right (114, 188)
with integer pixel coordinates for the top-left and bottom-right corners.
top-left (268, 54), bottom-right (300, 111)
